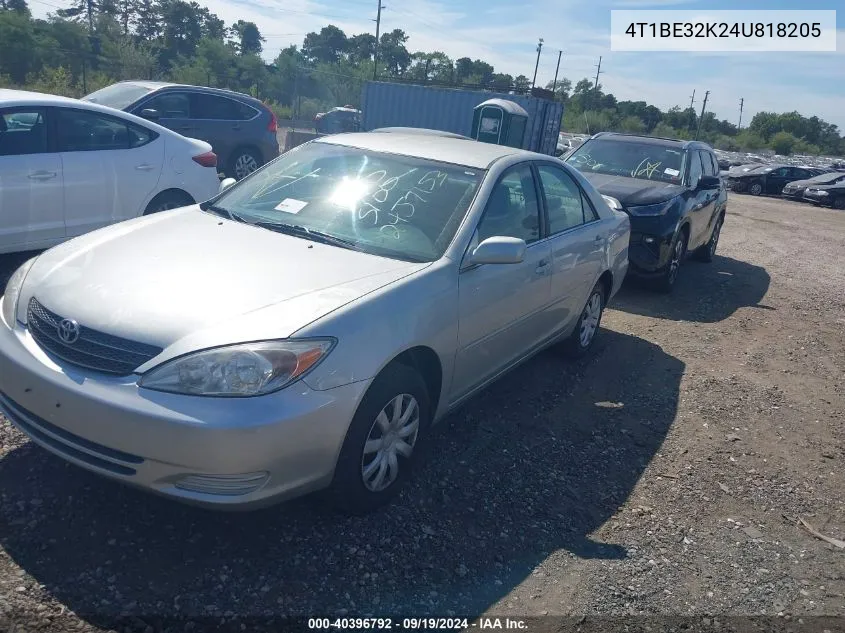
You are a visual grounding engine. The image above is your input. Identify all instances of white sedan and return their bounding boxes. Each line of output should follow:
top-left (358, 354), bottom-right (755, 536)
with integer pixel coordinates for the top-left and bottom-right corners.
top-left (0, 89), bottom-right (221, 255)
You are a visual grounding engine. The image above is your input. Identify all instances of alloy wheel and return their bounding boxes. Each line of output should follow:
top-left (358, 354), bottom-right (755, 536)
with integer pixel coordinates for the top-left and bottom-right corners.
top-left (234, 154), bottom-right (259, 179)
top-left (361, 393), bottom-right (420, 492)
top-left (579, 291), bottom-right (602, 348)
top-left (749, 183), bottom-right (763, 196)
top-left (668, 237), bottom-right (684, 284)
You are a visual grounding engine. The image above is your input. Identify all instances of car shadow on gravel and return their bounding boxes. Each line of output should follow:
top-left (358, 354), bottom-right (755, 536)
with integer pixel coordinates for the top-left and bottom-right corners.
top-left (611, 254), bottom-right (771, 323)
top-left (0, 329), bottom-right (683, 625)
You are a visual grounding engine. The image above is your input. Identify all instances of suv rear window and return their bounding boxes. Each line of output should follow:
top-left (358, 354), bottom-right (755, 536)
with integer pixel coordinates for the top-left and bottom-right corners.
top-left (193, 94), bottom-right (256, 120)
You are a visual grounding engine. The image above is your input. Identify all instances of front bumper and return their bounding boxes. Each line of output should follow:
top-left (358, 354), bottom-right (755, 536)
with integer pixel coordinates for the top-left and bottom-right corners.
top-left (0, 311), bottom-right (368, 509)
top-left (803, 192), bottom-right (829, 205)
top-left (625, 225), bottom-right (677, 278)
top-left (781, 189), bottom-right (806, 201)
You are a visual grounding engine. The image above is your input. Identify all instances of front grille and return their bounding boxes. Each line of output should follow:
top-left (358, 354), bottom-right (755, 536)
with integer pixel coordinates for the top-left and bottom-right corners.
top-left (26, 298), bottom-right (163, 376)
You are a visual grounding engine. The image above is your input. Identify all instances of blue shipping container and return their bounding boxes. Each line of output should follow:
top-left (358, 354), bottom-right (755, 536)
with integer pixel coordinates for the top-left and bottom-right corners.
top-left (361, 81), bottom-right (563, 156)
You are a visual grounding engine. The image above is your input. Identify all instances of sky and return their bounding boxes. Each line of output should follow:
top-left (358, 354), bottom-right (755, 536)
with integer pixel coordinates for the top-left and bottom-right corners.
top-left (30, 0), bottom-right (845, 130)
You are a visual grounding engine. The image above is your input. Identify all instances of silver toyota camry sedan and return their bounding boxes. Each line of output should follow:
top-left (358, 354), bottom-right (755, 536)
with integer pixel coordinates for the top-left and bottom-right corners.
top-left (0, 131), bottom-right (629, 514)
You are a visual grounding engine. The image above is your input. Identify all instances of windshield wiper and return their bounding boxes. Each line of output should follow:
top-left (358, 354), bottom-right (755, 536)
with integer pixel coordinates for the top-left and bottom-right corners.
top-left (201, 203), bottom-right (251, 224)
top-left (252, 221), bottom-right (360, 251)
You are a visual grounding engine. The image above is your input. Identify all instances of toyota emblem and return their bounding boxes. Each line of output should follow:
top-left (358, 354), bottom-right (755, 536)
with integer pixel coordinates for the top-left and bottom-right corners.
top-left (57, 318), bottom-right (81, 344)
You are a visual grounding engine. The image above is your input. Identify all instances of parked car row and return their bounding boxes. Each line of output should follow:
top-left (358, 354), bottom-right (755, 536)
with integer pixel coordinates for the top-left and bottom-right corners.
top-left (726, 162), bottom-right (845, 208)
top-left (0, 104), bottom-right (730, 513)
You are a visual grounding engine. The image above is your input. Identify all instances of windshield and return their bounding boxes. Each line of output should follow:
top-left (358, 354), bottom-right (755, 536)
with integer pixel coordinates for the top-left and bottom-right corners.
top-left (566, 138), bottom-right (685, 183)
top-left (208, 142), bottom-right (483, 262)
top-left (82, 83), bottom-right (155, 109)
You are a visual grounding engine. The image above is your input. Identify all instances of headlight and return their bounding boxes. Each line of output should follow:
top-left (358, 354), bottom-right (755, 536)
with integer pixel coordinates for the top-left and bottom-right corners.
top-left (138, 339), bottom-right (335, 397)
top-left (817, 190), bottom-right (829, 196)
top-left (1, 257), bottom-right (37, 328)
top-left (601, 195), bottom-right (623, 211)
top-left (626, 199), bottom-right (674, 216)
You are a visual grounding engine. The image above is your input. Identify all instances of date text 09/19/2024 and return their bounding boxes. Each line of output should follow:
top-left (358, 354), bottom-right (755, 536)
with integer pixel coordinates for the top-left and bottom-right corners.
top-left (307, 618), bottom-right (529, 630)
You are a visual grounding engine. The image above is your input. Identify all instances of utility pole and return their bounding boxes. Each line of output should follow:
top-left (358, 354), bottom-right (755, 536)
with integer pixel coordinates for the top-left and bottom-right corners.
top-left (695, 90), bottom-right (710, 140)
top-left (372, 1), bottom-right (385, 81)
top-left (738, 97), bottom-right (744, 130)
top-left (551, 50), bottom-right (563, 98)
top-left (531, 38), bottom-right (544, 89)
top-left (687, 89), bottom-right (695, 130)
top-left (86, 0), bottom-right (94, 32)
top-left (592, 55), bottom-right (603, 109)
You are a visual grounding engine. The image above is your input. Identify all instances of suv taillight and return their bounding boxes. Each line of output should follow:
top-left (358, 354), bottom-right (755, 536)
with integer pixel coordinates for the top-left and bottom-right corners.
top-left (192, 151), bottom-right (217, 168)
top-left (267, 109), bottom-right (278, 133)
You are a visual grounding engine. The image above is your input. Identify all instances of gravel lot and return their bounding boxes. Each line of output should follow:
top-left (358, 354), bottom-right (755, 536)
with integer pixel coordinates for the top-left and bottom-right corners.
top-left (0, 193), bottom-right (843, 632)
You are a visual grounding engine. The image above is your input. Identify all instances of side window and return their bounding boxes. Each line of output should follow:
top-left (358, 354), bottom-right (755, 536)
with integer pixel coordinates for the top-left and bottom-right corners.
top-left (537, 164), bottom-right (593, 234)
top-left (193, 94), bottom-right (242, 120)
top-left (710, 153), bottom-right (720, 177)
top-left (0, 108), bottom-right (48, 156)
top-left (143, 92), bottom-right (190, 118)
top-left (234, 101), bottom-right (258, 121)
top-left (476, 165), bottom-right (541, 245)
top-left (687, 150), bottom-right (703, 186)
top-left (127, 123), bottom-right (157, 148)
top-left (699, 151), bottom-right (716, 177)
top-left (773, 167), bottom-right (789, 178)
top-left (56, 109), bottom-right (131, 152)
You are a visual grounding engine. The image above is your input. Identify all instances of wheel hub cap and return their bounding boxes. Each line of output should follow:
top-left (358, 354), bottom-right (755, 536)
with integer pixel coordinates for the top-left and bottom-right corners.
top-left (579, 292), bottom-right (602, 347)
top-left (361, 393), bottom-right (420, 492)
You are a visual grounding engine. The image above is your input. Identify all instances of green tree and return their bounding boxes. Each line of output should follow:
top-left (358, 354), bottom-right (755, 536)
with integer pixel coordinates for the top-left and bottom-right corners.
top-left (544, 77), bottom-right (571, 100)
top-left (1, 0), bottom-right (30, 13)
top-left (378, 29), bottom-right (410, 75)
top-left (0, 10), bottom-right (36, 82)
top-left (619, 115), bottom-right (645, 134)
top-left (302, 25), bottom-right (347, 64)
top-left (770, 131), bottom-right (797, 155)
top-left (230, 19), bottom-right (263, 55)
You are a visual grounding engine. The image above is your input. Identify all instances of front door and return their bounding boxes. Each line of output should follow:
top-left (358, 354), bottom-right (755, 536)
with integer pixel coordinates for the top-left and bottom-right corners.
top-left (452, 164), bottom-right (552, 402)
top-left (0, 107), bottom-right (65, 253)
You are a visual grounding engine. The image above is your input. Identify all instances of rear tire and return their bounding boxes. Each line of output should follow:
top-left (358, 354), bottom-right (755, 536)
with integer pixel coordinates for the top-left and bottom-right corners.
top-left (748, 181), bottom-right (763, 196)
top-left (560, 283), bottom-right (605, 358)
top-left (229, 147), bottom-right (263, 180)
top-left (695, 214), bottom-right (723, 263)
top-left (327, 363), bottom-right (431, 515)
top-left (143, 190), bottom-right (194, 215)
top-left (655, 231), bottom-right (687, 293)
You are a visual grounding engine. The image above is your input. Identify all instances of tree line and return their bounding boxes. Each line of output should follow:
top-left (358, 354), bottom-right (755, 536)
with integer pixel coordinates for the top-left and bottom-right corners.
top-left (1, 0), bottom-right (842, 156)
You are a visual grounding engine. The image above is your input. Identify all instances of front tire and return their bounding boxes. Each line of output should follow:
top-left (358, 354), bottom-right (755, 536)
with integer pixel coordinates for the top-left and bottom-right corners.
top-left (561, 283), bottom-right (605, 358)
top-left (655, 231), bottom-right (687, 293)
top-left (833, 197), bottom-right (845, 210)
top-left (328, 363), bottom-right (431, 515)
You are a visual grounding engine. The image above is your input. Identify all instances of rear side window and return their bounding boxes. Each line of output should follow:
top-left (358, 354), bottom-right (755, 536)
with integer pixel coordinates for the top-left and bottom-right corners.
top-left (192, 94), bottom-right (254, 120)
top-left (0, 108), bottom-right (48, 156)
top-left (536, 164), bottom-right (597, 234)
top-left (56, 108), bottom-right (157, 152)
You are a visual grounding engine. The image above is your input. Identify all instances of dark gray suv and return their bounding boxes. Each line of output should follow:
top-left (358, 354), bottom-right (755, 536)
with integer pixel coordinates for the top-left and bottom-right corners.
top-left (83, 81), bottom-right (280, 179)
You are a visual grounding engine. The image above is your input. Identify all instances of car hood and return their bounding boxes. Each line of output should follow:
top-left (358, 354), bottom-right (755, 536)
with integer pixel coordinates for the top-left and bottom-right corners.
top-left (808, 182), bottom-right (845, 191)
top-left (20, 207), bottom-right (428, 350)
top-left (579, 172), bottom-right (685, 207)
top-left (783, 179), bottom-right (817, 188)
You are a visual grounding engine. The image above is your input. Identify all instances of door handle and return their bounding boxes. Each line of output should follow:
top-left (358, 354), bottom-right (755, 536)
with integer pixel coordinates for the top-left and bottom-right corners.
top-left (594, 234), bottom-right (604, 243)
top-left (27, 171), bottom-right (56, 181)
top-left (535, 259), bottom-right (550, 274)
top-left (135, 164), bottom-right (155, 171)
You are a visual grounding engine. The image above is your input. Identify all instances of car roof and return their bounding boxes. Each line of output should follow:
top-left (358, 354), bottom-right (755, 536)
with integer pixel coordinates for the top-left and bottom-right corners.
top-left (315, 132), bottom-right (537, 169)
top-left (113, 80), bottom-right (259, 102)
top-left (591, 131), bottom-right (711, 150)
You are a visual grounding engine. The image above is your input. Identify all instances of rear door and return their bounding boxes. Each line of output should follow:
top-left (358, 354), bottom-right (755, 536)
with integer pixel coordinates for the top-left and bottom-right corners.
top-left (535, 162), bottom-right (605, 328)
top-left (189, 93), bottom-right (254, 164)
top-left (56, 107), bottom-right (164, 237)
top-left (0, 106), bottom-right (65, 252)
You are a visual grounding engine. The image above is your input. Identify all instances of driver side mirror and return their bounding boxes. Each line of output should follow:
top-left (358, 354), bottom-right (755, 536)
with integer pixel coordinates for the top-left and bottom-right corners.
top-left (468, 236), bottom-right (526, 266)
top-left (698, 175), bottom-right (721, 190)
top-left (139, 108), bottom-right (160, 120)
top-left (219, 177), bottom-right (237, 193)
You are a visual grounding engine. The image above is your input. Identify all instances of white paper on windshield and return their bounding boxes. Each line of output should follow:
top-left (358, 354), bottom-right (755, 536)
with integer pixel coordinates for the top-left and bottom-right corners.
top-left (274, 198), bottom-right (308, 214)
top-left (664, 168), bottom-right (680, 177)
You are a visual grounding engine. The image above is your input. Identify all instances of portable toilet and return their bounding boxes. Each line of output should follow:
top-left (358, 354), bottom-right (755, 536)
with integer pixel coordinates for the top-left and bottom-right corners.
top-left (471, 98), bottom-right (529, 148)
